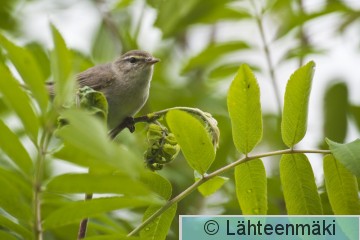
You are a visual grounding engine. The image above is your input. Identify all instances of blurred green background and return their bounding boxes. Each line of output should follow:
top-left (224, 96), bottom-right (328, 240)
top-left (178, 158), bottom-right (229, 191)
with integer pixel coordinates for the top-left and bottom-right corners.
top-left (1, 0), bottom-right (360, 238)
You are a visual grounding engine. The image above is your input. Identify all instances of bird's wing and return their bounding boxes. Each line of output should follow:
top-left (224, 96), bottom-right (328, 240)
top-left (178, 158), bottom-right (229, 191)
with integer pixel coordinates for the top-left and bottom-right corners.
top-left (76, 63), bottom-right (116, 91)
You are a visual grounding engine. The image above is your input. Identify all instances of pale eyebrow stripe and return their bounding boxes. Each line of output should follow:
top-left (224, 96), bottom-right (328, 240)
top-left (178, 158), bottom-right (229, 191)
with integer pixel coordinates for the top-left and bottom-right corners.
top-left (123, 55), bottom-right (146, 60)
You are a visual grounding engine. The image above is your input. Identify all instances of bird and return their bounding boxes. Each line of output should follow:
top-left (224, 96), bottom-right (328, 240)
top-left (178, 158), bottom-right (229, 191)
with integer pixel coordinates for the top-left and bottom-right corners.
top-left (47, 50), bottom-right (159, 131)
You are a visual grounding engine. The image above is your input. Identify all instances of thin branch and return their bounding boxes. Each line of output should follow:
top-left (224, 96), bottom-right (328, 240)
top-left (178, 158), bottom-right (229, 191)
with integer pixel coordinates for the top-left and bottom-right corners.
top-left (250, 0), bottom-right (282, 115)
top-left (34, 131), bottom-right (52, 240)
top-left (109, 107), bottom-right (207, 139)
top-left (127, 148), bottom-right (330, 236)
top-left (77, 193), bottom-right (93, 240)
top-left (298, 0), bottom-right (309, 67)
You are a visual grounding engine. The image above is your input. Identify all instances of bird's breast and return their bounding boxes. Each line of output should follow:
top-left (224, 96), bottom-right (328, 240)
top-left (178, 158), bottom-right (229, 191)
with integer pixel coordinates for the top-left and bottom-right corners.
top-left (104, 74), bottom-right (151, 129)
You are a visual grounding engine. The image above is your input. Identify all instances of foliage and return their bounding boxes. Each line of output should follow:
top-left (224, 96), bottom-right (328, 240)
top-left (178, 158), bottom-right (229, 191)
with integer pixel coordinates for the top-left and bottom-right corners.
top-left (0, 0), bottom-right (359, 239)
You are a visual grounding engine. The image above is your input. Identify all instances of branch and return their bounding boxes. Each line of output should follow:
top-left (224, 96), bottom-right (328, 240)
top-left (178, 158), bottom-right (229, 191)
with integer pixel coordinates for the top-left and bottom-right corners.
top-left (250, 0), bottom-right (282, 115)
top-left (34, 132), bottom-right (52, 240)
top-left (77, 193), bottom-right (93, 239)
top-left (127, 148), bottom-right (330, 236)
top-left (108, 107), bottom-right (209, 139)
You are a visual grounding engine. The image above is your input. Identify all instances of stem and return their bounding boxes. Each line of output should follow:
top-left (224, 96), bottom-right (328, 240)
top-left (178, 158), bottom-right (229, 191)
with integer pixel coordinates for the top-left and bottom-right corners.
top-left (298, 0), bottom-right (308, 67)
top-left (109, 107), bottom-right (208, 139)
top-left (250, 0), bottom-right (282, 115)
top-left (34, 132), bottom-right (52, 240)
top-left (77, 193), bottom-right (93, 239)
top-left (127, 148), bottom-right (330, 236)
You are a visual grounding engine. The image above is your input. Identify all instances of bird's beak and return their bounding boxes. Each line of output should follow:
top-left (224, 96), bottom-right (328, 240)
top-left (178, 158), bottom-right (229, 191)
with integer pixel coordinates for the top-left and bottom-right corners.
top-left (147, 57), bottom-right (160, 65)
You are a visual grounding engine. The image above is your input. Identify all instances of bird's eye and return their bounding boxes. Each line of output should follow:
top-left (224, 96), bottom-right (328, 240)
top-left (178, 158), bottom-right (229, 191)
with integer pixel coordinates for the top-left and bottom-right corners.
top-left (129, 57), bottom-right (137, 63)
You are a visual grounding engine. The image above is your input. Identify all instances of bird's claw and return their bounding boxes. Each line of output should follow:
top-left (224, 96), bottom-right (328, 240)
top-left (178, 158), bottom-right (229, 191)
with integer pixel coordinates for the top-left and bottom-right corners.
top-left (124, 117), bottom-right (135, 133)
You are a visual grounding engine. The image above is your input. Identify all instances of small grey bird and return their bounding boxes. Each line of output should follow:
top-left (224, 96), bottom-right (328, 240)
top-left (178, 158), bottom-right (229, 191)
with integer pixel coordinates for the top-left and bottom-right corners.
top-left (48, 50), bottom-right (159, 130)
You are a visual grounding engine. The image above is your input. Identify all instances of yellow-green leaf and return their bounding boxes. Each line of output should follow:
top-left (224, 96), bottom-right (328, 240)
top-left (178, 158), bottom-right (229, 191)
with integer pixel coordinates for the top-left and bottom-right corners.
top-left (196, 175), bottom-right (228, 197)
top-left (0, 215), bottom-right (32, 240)
top-left (235, 159), bottom-right (267, 214)
top-left (140, 172), bottom-right (172, 200)
top-left (326, 138), bottom-right (360, 177)
top-left (280, 153), bottom-right (322, 214)
top-left (0, 33), bottom-right (48, 111)
top-left (54, 109), bottom-right (140, 174)
top-left (50, 23), bottom-right (74, 106)
top-left (323, 83), bottom-right (348, 143)
top-left (43, 197), bottom-right (155, 230)
top-left (46, 173), bottom-right (150, 196)
top-left (0, 119), bottom-right (33, 174)
top-left (227, 64), bottom-right (262, 154)
top-left (281, 61), bottom-right (315, 147)
top-left (0, 64), bottom-right (39, 141)
top-left (84, 235), bottom-right (139, 240)
top-left (166, 110), bottom-right (215, 174)
top-left (0, 174), bottom-right (32, 221)
top-left (323, 154), bottom-right (360, 214)
top-left (140, 204), bottom-right (177, 240)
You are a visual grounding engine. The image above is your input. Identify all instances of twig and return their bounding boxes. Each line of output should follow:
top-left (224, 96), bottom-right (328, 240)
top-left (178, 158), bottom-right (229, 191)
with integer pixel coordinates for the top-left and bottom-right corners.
top-left (77, 193), bottom-right (93, 239)
top-left (298, 0), bottom-right (309, 67)
top-left (34, 132), bottom-right (52, 240)
top-left (250, 0), bottom-right (282, 115)
top-left (108, 107), bottom-right (205, 139)
top-left (127, 148), bottom-right (330, 236)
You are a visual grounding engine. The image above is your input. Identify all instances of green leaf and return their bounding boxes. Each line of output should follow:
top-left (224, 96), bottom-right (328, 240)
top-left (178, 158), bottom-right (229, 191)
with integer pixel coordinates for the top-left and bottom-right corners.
top-left (140, 204), bottom-right (177, 240)
top-left (0, 64), bottom-right (39, 141)
top-left (0, 167), bottom-right (32, 200)
top-left (234, 159), bottom-right (267, 214)
top-left (56, 110), bottom-right (113, 161)
top-left (91, 21), bottom-right (119, 63)
top-left (349, 105), bottom-right (360, 131)
top-left (78, 86), bottom-right (108, 121)
top-left (195, 173), bottom-right (228, 197)
top-left (84, 235), bottom-right (139, 240)
top-left (227, 64), bottom-right (263, 154)
top-left (0, 230), bottom-right (17, 240)
top-left (113, 0), bottom-right (134, 9)
top-left (326, 138), bottom-right (360, 177)
top-left (43, 197), bottom-right (156, 229)
top-left (46, 173), bottom-right (150, 196)
top-left (0, 119), bottom-right (33, 174)
top-left (53, 143), bottom-right (116, 171)
top-left (323, 82), bottom-right (348, 143)
top-left (0, 174), bottom-right (32, 221)
top-left (166, 110), bottom-right (215, 174)
top-left (0, 33), bottom-right (48, 111)
top-left (55, 109), bottom-right (140, 172)
top-left (281, 61), bottom-right (315, 147)
top-left (323, 154), bottom-right (360, 214)
top-left (140, 172), bottom-right (172, 200)
top-left (0, 0), bottom-right (17, 31)
top-left (26, 42), bottom-right (51, 80)
top-left (0, 215), bottom-right (32, 240)
top-left (209, 63), bottom-right (260, 81)
top-left (150, 0), bottom-right (248, 38)
top-left (280, 153), bottom-right (322, 214)
top-left (50, 23), bottom-right (74, 106)
top-left (182, 41), bottom-right (250, 74)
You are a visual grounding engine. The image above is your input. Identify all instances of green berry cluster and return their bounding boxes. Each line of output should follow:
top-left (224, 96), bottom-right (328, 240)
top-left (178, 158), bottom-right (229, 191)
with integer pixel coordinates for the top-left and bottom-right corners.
top-left (144, 123), bottom-right (180, 171)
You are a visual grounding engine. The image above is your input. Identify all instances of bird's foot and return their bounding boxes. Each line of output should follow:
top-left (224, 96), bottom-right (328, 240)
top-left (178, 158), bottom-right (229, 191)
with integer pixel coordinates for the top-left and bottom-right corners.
top-left (109, 116), bottom-right (135, 139)
top-left (124, 116), bottom-right (135, 133)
